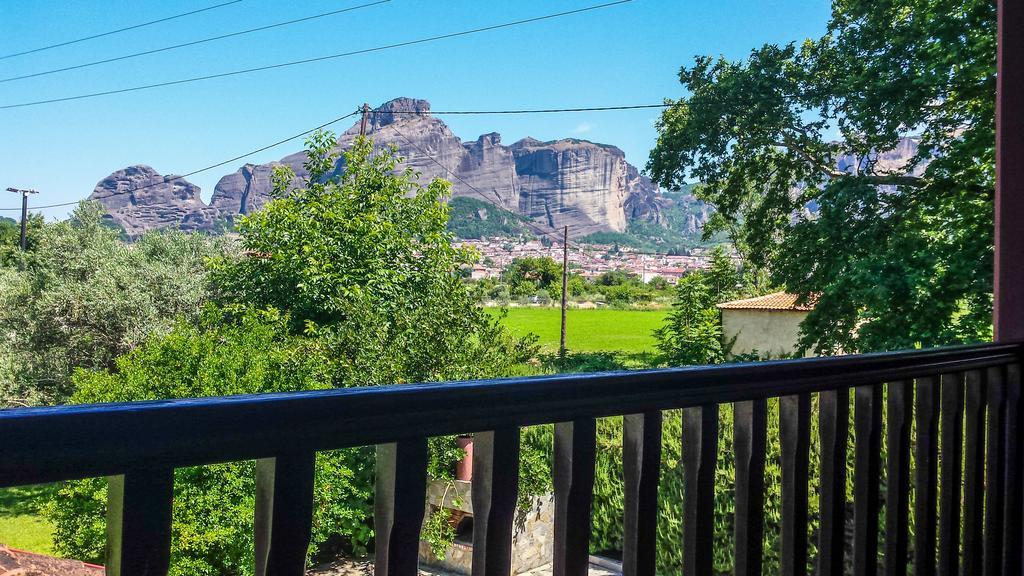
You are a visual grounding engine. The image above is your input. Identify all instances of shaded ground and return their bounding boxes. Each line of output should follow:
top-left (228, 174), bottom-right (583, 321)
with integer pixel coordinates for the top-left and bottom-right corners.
top-left (0, 485), bottom-right (56, 554)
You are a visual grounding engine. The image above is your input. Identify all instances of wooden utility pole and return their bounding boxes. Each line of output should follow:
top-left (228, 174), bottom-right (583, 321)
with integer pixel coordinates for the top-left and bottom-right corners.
top-left (6, 187), bottom-right (38, 251)
top-left (359, 103), bottom-right (370, 136)
top-left (560, 225), bottom-right (569, 357)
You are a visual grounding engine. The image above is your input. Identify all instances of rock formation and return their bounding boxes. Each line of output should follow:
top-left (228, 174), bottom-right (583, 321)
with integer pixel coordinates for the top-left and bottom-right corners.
top-left (91, 97), bottom-right (662, 238)
top-left (89, 165), bottom-right (219, 237)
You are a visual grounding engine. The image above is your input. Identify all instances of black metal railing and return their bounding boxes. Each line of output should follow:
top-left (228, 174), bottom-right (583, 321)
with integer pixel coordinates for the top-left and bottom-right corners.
top-left (0, 342), bottom-right (1021, 576)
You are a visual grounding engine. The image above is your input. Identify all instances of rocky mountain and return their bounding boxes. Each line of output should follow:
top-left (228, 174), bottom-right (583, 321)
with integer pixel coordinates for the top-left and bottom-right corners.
top-left (91, 165), bottom-right (219, 237)
top-left (89, 97), bottom-right (662, 239)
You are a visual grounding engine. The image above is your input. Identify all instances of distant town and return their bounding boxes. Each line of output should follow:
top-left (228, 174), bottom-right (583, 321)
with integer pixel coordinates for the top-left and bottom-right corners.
top-left (456, 238), bottom-right (728, 283)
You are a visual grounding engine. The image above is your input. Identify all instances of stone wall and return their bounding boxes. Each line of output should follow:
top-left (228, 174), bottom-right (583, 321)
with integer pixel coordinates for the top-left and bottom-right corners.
top-left (418, 480), bottom-right (554, 575)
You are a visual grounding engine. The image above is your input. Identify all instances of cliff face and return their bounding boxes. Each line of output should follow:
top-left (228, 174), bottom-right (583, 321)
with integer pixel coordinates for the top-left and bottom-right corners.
top-left (91, 98), bottom-right (660, 238)
top-left (89, 165), bottom-right (219, 237)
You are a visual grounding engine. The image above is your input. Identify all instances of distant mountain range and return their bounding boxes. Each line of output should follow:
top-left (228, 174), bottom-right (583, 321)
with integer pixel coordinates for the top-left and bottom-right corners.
top-left (86, 97), bottom-right (922, 245)
top-left (89, 97), bottom-right (686, 240)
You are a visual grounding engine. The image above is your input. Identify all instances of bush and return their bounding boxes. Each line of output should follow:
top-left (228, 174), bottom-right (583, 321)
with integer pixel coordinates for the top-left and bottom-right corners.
top-left (0, 203), bottom-right (228, 406)
top-left (47, 135), bottom-right (536, 575)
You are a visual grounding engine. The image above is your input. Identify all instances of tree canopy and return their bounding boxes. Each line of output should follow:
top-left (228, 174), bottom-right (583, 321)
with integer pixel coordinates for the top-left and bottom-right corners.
top-left (649, 0), bottom-right (995, 353)
top-left (0, 203), bottom-right (226, 406)
top-left (48, 134), bottom-right (536, 574)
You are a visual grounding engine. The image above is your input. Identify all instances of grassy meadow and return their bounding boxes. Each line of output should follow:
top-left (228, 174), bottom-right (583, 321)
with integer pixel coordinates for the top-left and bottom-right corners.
top-left (489, 307), bottom-right (668, 354)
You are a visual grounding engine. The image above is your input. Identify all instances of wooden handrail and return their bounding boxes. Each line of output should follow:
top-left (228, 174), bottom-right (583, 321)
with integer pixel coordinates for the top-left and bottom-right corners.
top-left (1, 343), bottom-right (1021, 576)
top-left (0, 342), bottom-right (1019, 487)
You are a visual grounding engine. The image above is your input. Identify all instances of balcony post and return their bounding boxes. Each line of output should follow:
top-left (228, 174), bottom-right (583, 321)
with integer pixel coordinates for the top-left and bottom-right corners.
top-left (996, 2), bottom-right (1024, 573)
top-left (996, 0), bottom-right (1024, 340)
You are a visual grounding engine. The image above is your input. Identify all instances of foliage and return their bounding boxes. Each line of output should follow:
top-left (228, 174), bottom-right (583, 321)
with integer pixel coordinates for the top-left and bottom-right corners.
top-left (705, 246), bottom-right (740, 303)
top-left (212, 134), bottom-right (536, 385)
top-left (445, 196), bottom-right (534, 240)
top-left (49, 134), bottom-right (536, 575)
top-left (0, 214), bottom-right (43, 267)
top-left (648, 0), bottom-right (996, 353)
top-left (501, 256), bottom-right (562, 297)
top-left (45, 309), bottom-right (374, 575)
top-left (655, 273), bottom-right (725, 366)
top-left (0, 202), bottom-right (227, 406)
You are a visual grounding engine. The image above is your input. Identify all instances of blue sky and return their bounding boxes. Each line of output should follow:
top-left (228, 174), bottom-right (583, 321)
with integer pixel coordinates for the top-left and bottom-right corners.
top-left (0, 0), bottom-right (831, 219)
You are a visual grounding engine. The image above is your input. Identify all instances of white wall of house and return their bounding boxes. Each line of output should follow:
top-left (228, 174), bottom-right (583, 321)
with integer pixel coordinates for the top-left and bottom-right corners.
top-left (721, 309), bottom-right (809, 359)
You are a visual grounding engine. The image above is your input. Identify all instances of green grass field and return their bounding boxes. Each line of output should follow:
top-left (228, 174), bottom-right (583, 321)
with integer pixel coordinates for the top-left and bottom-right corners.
top-left (0, 484), bottom-right (55, 554)
top-left (490, 307), bottom-right (668, 354)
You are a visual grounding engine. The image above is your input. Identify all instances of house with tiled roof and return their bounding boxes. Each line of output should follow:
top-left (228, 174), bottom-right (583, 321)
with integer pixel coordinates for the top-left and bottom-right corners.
top-left (716, 292), bottom-right (816, 358)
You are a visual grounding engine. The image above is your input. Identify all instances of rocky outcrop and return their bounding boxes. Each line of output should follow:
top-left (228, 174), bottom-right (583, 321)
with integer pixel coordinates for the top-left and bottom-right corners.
top-left (89, 165), bottom-right (219, 237)
top-left (91, 97), bottom-right (661, 238)
top-left (207, 97), bottom-right (658, 238)
top-left (836, 137), bottom-right (924, 176)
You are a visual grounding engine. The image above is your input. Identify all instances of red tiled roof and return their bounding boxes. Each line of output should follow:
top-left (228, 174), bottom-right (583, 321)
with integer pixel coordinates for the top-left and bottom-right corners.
top-left (716, 292), bottom-right (816, 311)
top-left (0, 547), bottom-right (103, 576)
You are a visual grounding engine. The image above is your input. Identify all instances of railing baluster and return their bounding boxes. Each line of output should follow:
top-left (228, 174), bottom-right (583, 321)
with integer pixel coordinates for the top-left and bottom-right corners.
top-left (553, 418), bottom-right (597, 576)
top-left (1002, 364), bottom-right (1022, 576)
top-left (105, 468), bottom-right (174, 576)
top-left (818, 389), bottom-right (849, 576)
top-left (682, 404), bottom-right (718, 576)
top-left (854, 384), bottom-right (883, 576)
top-left (471, 428), bottom-right (521, 576)
top-left (914, 376), bottom-right (940, 576)
top-left (375, 440), bottom-right (429, 576)
top-left (780, 394), bottom-right (810, 576)
top-left (254, 452), bottom-right (317, 576)
top-left (884, 381), bottom-right (913, 576)
top-left (623, 411), bottom-right (662, 576)
top-left (963, 370), bottom-right (987, 576)
top-left (733, 399), bottom-right (767, 576)
top-left (938, 373), bottom-right (965, 576)
top-left (984, 366), bottom-right (1006, 576)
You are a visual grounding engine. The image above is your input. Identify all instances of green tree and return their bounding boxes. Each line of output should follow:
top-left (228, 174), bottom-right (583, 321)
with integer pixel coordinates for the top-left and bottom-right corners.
top-left (648, 0), bottom-right (995, 353)
top-left (0, 214), bottom-right (43, 266)
top-left (654, 272), bottom-right (724, 366)
top-left (705, 246), bottom-right (740, 303)
top-left (50, 134), bottom-right (536, 574)
top-left (213, 133), bottom-right (534, 385)
top-left (501, 256), bottom-right (562, 296)
top-left (0, 203), bottom-right (226, 406)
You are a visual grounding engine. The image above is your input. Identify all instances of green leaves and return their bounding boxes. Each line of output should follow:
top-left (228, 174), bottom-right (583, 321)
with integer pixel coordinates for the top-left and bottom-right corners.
top-left (0, 202), bottom-right (228, 406)
top-left (47, 131), bottom-right (538, 574)
top-left (655, 272), bottom-right (725, 367)
top-left (649, 0), bottom-right (995, 353)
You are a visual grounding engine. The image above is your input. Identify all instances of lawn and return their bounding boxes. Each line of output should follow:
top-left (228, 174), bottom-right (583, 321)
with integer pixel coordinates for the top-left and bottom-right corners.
top-left (489, 307), bottom-right (668, 354)
top-left (0, 484), bottom-right (55, 554)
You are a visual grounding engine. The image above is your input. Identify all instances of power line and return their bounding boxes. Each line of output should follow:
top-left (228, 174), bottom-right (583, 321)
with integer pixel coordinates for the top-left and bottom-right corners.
top-left (0, 109), bottom-right (361, 211)
top-left (0, 0), bottom-right (634, 110)
top-left (391, 104), bottom-right (671, 115)
top-left (0, 0), bottom-right (392, 84)
top-left (0, 0), bottom-right (244, 61)
top-left (0, 100), bottom-right (669, 212)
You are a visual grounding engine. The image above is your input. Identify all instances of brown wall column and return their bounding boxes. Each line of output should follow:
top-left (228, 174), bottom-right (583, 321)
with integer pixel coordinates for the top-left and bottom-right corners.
top-left (996, 0), bottom-right (1024, 340)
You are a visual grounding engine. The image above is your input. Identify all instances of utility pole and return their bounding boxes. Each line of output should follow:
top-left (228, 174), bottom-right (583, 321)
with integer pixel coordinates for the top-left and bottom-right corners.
top-left (560, 225), bottom-right (569, 357)
top-left (359, 103), bottom-right (370, 136)
top-left (6, 187), bottom-right (38, 251)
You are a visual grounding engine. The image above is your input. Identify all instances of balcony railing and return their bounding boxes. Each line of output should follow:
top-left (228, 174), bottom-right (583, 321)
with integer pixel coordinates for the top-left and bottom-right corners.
top-left (0, 342), bottom-right (1020, 576)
